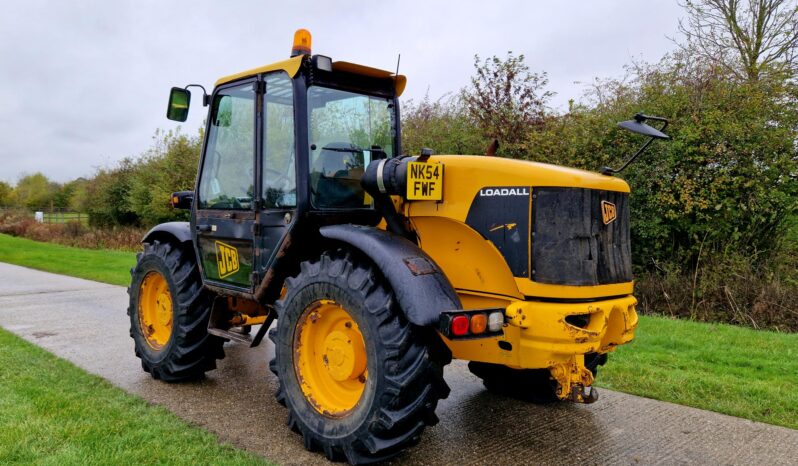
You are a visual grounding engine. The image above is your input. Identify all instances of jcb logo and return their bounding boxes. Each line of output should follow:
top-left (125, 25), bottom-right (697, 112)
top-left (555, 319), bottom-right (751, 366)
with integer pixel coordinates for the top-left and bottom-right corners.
top-left (214, 241), bottom-right (240, 278)
top-left (601, 201), bottom-right (617, 225)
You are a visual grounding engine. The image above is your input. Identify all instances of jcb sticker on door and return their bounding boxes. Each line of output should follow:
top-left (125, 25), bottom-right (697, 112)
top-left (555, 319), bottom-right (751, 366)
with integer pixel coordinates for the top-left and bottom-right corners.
top-left (406, 162), bottom-right (443, 201)
top-left (215, 241), bottom-right (240, 278)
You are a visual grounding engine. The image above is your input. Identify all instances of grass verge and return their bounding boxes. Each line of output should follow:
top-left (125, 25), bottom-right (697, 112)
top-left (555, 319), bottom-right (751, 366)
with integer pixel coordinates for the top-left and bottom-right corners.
top-left (1, 234), bottom-right (795, 430)
top-left (597, 315), bottom-right (798, 429)
top-left (0, 327), bottom-right (266, 465)
top-left (0, 233), bottom-right (135, 286)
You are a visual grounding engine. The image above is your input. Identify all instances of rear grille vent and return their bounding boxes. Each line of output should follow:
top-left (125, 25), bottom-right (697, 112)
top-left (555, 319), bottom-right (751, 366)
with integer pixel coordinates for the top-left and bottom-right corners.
top-left (531, 188), bottom-right (632, 286)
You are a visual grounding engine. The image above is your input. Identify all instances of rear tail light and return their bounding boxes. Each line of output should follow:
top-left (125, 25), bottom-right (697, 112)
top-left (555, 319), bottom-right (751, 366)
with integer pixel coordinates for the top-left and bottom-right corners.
top-left (470, 313), bottom-right (487, 334)
top-left (488, 311), bottom-right (503, 332)
top-left (438, 309), bottom-right (505, 339)
top-left (451, 315), bottom-right (469, 336)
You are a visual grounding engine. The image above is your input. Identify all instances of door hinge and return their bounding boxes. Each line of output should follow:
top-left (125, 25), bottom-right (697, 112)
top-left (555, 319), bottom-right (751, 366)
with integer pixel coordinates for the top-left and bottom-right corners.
top-left (250, 272), bottom-right (260, 285)
top-left (255, 80), bottom-right (266, 94)
top-left (252, 223), bottom-right (261, 236)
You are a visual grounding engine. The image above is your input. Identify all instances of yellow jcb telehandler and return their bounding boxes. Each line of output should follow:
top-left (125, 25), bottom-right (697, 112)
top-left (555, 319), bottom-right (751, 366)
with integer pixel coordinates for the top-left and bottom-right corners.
top-left (128, 29), bottom-right (669, 464)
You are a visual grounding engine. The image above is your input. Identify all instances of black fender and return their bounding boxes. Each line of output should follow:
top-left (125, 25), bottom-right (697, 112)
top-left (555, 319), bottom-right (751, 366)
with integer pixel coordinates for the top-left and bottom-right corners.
top-left (142, 221), bottom-right (192, 245)
top-left (320, 224), bottom-right (461, 327)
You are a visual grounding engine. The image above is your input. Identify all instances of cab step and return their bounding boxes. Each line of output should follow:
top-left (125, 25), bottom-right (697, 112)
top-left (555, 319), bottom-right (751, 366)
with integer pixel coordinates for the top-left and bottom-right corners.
top-left (208, 328), bottom-right (252, 344)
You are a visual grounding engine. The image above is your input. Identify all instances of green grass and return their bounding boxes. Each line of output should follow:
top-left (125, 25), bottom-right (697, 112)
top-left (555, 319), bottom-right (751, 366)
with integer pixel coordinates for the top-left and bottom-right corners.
top-left (0, 234), bottom-right (135, 286)
top-left (0, 233), bottom-right (796, 431)
top-left (597, 315), bottom-right (798, 429)
top-left (0, 327), bottom-right (266, 465)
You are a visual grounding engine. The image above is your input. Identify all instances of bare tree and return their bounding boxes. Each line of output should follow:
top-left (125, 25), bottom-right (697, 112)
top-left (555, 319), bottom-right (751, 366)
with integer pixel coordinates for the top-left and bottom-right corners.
top-left (678, 0), bottom-right (798, 80)
top-left (461, 52), bottom-right (553, 155)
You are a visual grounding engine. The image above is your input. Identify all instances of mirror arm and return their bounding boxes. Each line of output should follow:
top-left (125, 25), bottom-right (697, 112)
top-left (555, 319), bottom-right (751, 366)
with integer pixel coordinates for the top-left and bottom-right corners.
top-left (184, 84), bottom-right (210, 106)
top-left (601, 118), bottom-right (669, 176)
top-left (638, 113), bottom-right (669, 132)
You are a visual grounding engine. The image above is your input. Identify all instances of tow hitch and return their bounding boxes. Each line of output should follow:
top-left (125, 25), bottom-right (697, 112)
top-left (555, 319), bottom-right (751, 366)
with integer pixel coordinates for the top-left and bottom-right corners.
top-left (550, 354), bottom-right (599, 404)
top-left (570, 384), bottom-right (599, 404)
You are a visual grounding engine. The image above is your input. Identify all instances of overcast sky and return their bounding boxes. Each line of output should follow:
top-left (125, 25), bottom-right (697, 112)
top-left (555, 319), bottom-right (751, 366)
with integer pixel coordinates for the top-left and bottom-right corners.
top-left (0, 1), bottom-right (684, 184)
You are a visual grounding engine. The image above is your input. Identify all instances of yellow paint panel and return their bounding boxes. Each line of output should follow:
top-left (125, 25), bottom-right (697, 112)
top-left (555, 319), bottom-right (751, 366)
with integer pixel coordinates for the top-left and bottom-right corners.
top-left (442, 295), bottom-right (638, 369)
top-left (215, 56), bottom-right (304, 86)
top-left (515, 279), bottom-right (634, 300)
top-left (332, 61), bottom-right (394, 78)
top-left (215, 57), bottom-right (408, 96)
top-left (410, 216), bottom-right (523, 300)
top-left (332, 62), bottom-right (407, 96)
top-left (408, 155), bottom-right (633, 300)
top-left (457, 290), bottom-right (513, 310)
top-left (408, 155), bottom-right (630, 223)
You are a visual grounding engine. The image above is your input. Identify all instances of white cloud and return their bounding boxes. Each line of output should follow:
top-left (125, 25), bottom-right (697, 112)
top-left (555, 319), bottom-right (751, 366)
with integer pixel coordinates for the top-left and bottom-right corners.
top-left (0, 0), bottom-right (682, 183)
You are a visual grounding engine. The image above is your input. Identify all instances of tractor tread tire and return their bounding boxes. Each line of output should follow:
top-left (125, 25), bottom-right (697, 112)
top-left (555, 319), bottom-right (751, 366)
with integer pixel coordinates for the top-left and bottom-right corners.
top-left (128, 240), bottom-right (224, 382)
top-left (269, 250), bottom-right (449, 465)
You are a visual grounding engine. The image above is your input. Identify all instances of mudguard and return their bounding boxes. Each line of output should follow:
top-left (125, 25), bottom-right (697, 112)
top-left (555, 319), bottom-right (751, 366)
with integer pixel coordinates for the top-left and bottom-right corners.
top-left (141, 221), bottom-right (192, 245)
top-left (320, 224), bottom-right (462, 327)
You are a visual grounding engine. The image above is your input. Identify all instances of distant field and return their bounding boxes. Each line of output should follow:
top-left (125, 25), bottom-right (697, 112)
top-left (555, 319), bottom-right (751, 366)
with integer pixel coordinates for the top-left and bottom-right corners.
top-left (0, 234), bottom-right (796, 429)
top-left (41, 211), bottom-right (88, 225)
top-left (0, 234), bottom-right (134, 285)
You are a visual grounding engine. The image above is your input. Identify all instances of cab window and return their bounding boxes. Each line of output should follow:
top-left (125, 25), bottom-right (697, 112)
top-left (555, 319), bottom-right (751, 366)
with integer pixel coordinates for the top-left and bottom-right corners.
top-left (262, 72), bottom-right (296, 209)
top-left (307, 86), bottom-right (395, 209)
top-left (198, 82), bottom-right (255, 210)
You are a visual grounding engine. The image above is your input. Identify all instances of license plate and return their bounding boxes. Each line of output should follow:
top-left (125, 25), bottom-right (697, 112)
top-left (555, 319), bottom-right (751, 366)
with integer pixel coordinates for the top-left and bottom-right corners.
top-left (406, 162), bottom-right (443, 200)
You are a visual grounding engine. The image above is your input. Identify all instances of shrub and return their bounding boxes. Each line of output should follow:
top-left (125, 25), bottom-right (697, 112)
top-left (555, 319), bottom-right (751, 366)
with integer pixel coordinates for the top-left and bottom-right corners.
top-left (636, 248), bottom-right (798, 332)
top-left (0, 212), bottom-right (143, 251)
top-left (402, 94), bottom-right (485, 156)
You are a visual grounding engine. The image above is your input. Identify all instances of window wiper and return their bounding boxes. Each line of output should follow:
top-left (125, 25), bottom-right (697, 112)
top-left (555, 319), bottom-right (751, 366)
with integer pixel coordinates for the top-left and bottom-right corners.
top-left (317, 145), bottom-right (364, 153)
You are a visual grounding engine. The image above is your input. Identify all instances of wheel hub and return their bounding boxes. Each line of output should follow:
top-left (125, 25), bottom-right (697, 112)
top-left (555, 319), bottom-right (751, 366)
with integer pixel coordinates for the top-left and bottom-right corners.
top-left (138, 271), bottom-right (173, 350)
top-left (294, 300), bottom-right (368, 417)
top-left (322, 328), bottom-right (366, 381)
top-left (156, 290), bottom-right (172, 328)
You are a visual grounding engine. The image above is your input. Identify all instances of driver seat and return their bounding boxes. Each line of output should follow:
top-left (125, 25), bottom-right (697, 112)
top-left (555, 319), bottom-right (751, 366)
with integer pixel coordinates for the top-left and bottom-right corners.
top-left (310, 142), bottom-right (366, 208)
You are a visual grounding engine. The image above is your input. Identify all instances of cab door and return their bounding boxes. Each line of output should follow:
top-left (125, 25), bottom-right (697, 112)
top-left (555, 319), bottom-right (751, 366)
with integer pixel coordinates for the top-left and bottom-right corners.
top-left (193, 79), bottom-right (257, 291)
top-left (254, 71), bottom-right (298, 280)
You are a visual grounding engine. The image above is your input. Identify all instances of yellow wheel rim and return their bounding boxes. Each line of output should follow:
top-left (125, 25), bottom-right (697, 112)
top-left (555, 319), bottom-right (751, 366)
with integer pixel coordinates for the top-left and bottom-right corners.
top-left (138, 271), bottom-right (173, 350)
top-left (293, 300), bottom-right (368, 417)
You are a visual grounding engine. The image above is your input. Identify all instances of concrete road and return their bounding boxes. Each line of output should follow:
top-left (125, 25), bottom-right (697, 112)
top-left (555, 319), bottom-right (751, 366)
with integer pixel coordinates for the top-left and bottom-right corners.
top-left (0, 262), bottom-right (796, 465)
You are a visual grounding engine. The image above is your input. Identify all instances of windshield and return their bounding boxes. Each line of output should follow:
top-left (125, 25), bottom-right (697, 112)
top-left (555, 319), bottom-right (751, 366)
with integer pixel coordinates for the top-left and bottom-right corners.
top-left (308, 86), bottom-right (396, 209)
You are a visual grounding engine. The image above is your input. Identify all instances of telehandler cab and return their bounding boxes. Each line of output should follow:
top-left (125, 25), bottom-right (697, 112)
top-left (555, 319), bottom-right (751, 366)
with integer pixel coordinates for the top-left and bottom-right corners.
top-left (128, 29), bottom-right (669, 464)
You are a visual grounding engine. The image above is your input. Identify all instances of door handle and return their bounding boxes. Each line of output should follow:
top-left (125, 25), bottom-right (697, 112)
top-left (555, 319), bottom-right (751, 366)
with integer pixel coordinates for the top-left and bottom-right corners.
top-left (196, 224), bottom-right (212, 232)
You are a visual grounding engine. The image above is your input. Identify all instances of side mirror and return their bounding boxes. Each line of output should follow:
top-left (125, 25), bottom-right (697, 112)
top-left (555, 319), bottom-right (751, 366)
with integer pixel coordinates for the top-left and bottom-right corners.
top-left (167, 87), bottom-right (191, 122)
top-left (170, 191), bottom-right (193, 210)
top-left (600, 113), bottom-right (670, 176)
top-left (618, 114), bottom-right (670, 140)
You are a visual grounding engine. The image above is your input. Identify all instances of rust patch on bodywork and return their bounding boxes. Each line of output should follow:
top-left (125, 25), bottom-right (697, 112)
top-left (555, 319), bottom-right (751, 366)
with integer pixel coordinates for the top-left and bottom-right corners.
top-left (403, 256), bottom-right (437, 276)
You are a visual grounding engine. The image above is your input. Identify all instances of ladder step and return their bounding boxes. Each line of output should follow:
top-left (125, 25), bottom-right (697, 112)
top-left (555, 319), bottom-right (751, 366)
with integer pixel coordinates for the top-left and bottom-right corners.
top-left (208, 328), bottom-right (253, 344)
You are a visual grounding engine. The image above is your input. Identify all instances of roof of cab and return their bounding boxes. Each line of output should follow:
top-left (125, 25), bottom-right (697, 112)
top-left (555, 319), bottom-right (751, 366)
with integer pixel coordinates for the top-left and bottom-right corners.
top-left (214, 55), bottom-right (407, 96)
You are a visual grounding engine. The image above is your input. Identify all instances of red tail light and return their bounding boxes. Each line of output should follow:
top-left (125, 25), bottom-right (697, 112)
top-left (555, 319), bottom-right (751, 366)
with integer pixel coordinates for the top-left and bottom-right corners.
top-left (451, 315), bottom-right (469, 336)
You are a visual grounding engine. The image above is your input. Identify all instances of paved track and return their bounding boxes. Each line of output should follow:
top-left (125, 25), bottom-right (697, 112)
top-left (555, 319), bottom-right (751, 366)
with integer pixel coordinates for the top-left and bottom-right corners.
top-left (1, 262), bottom-right (796, 465)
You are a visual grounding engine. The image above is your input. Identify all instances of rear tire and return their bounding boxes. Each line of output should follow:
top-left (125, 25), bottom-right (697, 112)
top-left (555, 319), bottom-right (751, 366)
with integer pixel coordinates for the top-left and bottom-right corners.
top-left (128, 240), bottom-right (224, 382)
top-left (270, 250), bottom-right (450, 464)
top-left (468, 353), bottom-right (607, 403)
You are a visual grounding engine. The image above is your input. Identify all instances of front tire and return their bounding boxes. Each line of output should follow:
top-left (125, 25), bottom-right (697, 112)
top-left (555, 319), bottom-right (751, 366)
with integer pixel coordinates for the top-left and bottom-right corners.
top-left (128, 240), bottom-right (224, 382)
top-left (270, 250), bottom-right (450, 464)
